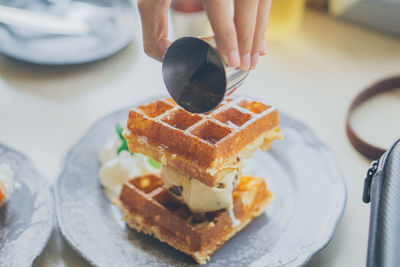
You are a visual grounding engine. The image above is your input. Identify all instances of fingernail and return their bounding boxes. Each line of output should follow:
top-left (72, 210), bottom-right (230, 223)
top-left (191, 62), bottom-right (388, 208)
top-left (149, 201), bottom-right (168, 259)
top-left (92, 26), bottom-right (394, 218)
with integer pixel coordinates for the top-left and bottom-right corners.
top-left (228, 50), bottom-right (240, 67)
top-left (240, 53), bottom-right (250, 70)
top-left (260, 40), bottom-right (267, 56)
top-left (250, 53), bottom-right (259, 70)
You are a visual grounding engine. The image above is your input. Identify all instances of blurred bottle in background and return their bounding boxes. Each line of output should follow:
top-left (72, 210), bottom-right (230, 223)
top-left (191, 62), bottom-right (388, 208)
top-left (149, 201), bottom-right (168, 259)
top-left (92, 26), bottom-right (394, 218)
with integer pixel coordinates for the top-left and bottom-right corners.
top-left (266, 0), bottom-right (307, 41)
top-left (170, 0), bottom-right (213, 39)
top-left (170, 0), bottom-right (308, 43)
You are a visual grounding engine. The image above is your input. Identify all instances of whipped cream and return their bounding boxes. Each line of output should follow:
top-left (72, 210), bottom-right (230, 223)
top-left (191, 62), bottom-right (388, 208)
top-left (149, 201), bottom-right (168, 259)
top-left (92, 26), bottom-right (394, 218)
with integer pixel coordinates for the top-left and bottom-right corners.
top-left (99, 136), bottom-right (159, 201)
top-left (0, 163), bottom-right (15, 205)
top-left (100, 137), bottom-right (122, 164)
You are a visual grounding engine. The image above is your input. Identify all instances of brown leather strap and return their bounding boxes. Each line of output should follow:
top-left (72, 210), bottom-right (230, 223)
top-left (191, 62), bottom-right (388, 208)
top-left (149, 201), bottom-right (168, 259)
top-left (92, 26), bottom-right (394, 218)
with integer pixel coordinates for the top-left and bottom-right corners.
top-left (346, 76), bottom-right (400, 160)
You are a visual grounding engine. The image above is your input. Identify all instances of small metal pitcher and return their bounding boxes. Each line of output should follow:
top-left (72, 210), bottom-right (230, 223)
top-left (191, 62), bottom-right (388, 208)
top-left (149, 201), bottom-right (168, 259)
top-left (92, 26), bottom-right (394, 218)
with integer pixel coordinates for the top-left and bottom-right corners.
top-left (162, 36), bottom-right (249, 113)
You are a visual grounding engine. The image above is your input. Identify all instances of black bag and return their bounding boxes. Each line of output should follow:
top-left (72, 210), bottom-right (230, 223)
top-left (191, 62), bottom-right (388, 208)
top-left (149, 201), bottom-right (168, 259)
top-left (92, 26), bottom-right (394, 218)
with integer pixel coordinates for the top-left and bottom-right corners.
top-left (346, 77), bottom-right (400, 267)
top-left (363, 139), bottom-right (400, 267)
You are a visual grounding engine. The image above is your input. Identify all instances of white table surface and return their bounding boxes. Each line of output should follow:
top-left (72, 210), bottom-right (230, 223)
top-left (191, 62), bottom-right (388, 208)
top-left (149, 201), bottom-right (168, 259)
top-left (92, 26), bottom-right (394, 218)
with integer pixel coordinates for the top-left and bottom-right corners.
top-left (1, 9), bottom-right (399, 267)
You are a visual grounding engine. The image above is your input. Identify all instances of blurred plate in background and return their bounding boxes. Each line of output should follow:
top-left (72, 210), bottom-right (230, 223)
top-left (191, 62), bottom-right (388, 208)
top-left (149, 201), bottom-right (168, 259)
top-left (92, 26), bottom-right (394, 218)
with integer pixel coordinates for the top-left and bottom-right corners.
top-left (0, 0), bottom-right (135, 65)
top-left (0, 143), bottom-right (54, 266)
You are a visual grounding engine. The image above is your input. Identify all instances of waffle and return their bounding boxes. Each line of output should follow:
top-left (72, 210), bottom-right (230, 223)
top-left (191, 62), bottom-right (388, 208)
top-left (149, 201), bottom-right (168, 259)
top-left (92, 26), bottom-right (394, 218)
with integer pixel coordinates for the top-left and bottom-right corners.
top-left (124, 97), bottom-right (281, 187)
top-left (117, 173), bottom-right (273, 264)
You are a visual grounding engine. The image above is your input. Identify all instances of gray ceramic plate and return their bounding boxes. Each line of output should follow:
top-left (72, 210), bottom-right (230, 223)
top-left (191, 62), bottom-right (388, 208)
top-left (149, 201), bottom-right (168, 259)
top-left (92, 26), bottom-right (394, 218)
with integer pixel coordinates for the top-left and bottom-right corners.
top-left (0, 143), bottom-right (54, 267)
top-left (56, 99), bottom-right (346, 267)
top-left (0, 0), bottom-right (135, 65)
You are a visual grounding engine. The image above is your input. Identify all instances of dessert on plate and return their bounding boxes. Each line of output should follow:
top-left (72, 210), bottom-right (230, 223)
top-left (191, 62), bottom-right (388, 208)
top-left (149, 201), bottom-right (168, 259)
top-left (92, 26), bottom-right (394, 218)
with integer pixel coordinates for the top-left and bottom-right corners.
top-left (0, 163), bottom-right (15, 206)
top-left (99, 124), bottom-right (160, 201)
top-left (114, 97), bottom-right (282, 264)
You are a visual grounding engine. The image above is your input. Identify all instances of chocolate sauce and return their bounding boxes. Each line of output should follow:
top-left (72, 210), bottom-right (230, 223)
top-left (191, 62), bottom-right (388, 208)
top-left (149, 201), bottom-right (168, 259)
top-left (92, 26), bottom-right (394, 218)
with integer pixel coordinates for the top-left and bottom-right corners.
top-left (162, 37), bottom-right (226, 113)
top-left (169, 185), bottom-right (183, 196)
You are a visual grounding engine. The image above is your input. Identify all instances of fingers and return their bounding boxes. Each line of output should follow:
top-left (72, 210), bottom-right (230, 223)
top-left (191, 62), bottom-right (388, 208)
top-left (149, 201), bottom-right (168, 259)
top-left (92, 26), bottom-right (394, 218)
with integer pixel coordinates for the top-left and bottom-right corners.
top-left (202, 0), bottom-right (240, 68)
top-left (252, 0), bottom-right (271, 59)
top-left (137, 0), bottom-right (270, 69)
top-left (137, 0), bottom-right (172, 61)
top-left (234, 0), bottom-right (259, 70)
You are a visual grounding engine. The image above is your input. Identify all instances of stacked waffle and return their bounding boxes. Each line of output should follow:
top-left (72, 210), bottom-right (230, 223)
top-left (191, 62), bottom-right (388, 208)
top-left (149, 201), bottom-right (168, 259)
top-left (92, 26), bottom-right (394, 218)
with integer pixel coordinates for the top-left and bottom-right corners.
top-left (117, 97), bottom-right (282, 264)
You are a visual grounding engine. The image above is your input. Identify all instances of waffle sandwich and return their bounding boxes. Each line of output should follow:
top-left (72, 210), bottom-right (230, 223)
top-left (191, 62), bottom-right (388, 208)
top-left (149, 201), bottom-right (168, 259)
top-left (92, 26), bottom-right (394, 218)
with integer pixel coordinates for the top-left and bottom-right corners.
top-left (118, 97), bottom-right (282, 264)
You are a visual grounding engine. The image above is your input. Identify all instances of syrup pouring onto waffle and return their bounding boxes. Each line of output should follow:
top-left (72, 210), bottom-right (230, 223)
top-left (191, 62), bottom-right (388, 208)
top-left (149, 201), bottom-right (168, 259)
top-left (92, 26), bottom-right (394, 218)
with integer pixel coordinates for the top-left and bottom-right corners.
top-left (99, 38), bottom-right (282, 263)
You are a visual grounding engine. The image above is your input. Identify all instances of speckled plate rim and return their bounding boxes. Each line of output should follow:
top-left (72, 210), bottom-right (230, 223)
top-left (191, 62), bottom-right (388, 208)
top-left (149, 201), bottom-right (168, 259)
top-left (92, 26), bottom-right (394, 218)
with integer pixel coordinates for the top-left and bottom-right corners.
top-left (0, 142), bottom-right (55, 267)
top-left (282, 145), bottom-right (347, 267)
top-left (55, 96), bottom-right (346, 267)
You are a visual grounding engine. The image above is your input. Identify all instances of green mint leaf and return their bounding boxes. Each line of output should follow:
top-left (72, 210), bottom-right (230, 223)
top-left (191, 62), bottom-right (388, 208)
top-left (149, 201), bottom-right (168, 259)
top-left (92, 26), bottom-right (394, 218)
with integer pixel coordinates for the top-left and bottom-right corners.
top-left (115, 123), bottom-right (124, 139)
top-left (147, 158), bottom-right (161, 169)
top-left (115, 123), bottom-right (134, 155)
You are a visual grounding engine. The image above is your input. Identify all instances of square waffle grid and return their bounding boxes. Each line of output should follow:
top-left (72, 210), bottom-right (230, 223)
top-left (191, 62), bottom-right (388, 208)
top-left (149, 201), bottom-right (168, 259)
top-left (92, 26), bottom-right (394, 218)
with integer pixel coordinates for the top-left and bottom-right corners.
top-left (118, 174), bottom-right (272, 263)
top-left (120, 174), bottom-right (233, 256)
top-left (134, 97), bottom-right (276, 147)
top-left (124, 174), bottom-right (222, 225)
top-left (126, 96), bottom-right (280, 186)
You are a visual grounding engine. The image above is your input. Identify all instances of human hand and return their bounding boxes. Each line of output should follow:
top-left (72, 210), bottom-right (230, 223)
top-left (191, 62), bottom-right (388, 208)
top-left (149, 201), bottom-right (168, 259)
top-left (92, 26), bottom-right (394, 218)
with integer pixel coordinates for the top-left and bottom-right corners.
top-left (137, 0), bottom-right (271, 70)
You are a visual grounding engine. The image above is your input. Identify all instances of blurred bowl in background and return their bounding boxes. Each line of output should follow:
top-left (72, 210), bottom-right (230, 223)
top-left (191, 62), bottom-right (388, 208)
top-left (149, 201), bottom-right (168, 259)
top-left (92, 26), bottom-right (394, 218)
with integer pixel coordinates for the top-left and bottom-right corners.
top-left (0, 0), bottom-right (135, 65)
